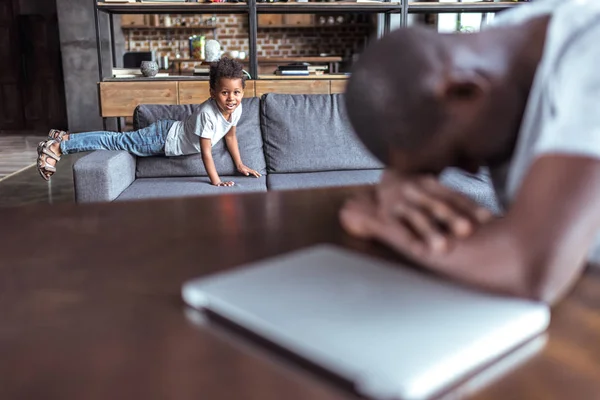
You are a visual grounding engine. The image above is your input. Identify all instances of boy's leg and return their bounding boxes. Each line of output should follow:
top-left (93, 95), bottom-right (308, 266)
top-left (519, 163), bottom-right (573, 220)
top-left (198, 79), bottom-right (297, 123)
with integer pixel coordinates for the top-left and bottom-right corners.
top-left (60, 120), bottom-right (174, 157)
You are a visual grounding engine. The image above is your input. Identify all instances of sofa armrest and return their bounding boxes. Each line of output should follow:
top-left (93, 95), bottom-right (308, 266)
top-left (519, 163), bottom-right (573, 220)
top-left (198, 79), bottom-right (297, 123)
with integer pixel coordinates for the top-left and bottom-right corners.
top-left (73, 151), bottom-right (136, 203)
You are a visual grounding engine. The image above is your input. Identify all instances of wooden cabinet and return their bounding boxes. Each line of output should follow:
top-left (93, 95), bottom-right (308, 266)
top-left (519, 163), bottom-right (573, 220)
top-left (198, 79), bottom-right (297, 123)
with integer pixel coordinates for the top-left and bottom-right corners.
top-left (178, 82), bottom-right (210, 105)
top-left (258, 14), bottom-right (315, 28)
top-left (254, 80), bottom-right (329, 98)
top-left (330, 79), bottom-right (347, 94)
top-left (99, 82), bottom-right (178, 117)
top-left (258, 14), bottom-right (283, 27)
top-left (179, 81), bottom-right (256, 104)
top-left (99, 79), bottom-right (343, 117)
top-left (283, 14), bottom-right (314, 27)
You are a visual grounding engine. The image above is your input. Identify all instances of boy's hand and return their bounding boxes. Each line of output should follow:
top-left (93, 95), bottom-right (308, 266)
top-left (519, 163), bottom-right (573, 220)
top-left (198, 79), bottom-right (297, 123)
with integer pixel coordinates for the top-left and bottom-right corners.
top-left (214, 181), bottom-right (235, 187)
top-left (237, 164), bottom-right (262, 178)
top-left (340, 170), bottom-right (494, 253)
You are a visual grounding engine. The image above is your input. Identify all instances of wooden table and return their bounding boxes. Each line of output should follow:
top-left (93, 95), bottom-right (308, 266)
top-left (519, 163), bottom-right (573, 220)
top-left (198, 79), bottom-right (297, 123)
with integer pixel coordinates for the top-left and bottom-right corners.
top-left (1, 187), bottom-right (599, 400)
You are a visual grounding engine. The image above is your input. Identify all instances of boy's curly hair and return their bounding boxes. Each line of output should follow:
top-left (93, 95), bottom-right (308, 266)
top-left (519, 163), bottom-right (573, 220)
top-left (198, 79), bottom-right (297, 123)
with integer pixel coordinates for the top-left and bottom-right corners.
top-left (209, 57), bottom-right (246, 90)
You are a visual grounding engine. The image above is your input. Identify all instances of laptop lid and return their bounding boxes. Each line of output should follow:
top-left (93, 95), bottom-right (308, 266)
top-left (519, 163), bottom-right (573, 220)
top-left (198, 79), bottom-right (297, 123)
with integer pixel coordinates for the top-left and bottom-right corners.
top-left (182, 244), bottom-right (549, 400)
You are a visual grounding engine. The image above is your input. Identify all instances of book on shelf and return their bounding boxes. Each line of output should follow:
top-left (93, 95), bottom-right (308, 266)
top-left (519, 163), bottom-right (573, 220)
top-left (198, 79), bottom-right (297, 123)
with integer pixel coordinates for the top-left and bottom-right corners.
top-left (113, 68), bottom-right (142, 76)
top-left (276, 63), bottom-right (328, 76)
top-left (278, 65), bottom-right (308, 72)
top-left (103, 0), bottom-right (137, 3)
top-left (194, 67), bottom-right (211, 76)
top-left (308, 65), bottom-right (328, 72)
top-left (113, 73), bottom-right (170, 78)
top-left (275, 70), bottom-right (310, 76)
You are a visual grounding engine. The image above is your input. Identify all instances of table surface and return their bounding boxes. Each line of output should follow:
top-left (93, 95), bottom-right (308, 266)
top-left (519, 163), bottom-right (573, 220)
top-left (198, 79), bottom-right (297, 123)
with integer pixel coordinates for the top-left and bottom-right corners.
top-left (1, 187), bottom-right (599, 400)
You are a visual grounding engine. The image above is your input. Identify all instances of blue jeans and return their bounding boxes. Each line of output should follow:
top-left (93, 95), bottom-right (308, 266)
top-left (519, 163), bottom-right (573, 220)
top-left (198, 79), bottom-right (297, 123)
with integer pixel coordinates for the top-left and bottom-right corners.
top-left (60, 120), bottom-right (176, 156)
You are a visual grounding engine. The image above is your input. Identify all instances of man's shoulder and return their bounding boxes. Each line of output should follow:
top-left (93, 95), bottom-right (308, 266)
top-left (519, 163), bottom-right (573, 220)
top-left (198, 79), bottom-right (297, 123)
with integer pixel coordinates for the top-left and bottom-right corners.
top-left (493, 0), bottom-right (600, 28)
top-left (490, 0), bottom-right (556, 27)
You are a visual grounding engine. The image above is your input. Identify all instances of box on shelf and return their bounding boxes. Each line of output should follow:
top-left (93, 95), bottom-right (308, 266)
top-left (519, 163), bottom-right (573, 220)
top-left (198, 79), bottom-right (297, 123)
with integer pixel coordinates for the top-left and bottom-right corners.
top-left (275, 63), bottom-right (327, 76)
top-left (193, 66), bottom-right (211, 76)
top-left (121, 15), bottom-right (146, 26)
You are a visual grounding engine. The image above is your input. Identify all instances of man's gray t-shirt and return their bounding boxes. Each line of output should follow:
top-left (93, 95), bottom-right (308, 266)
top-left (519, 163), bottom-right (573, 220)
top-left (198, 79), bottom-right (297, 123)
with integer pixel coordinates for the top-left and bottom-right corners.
top-left (489, 0), bottom-right (600, 264)
top-left (164, 98), bottom-right (242, 156)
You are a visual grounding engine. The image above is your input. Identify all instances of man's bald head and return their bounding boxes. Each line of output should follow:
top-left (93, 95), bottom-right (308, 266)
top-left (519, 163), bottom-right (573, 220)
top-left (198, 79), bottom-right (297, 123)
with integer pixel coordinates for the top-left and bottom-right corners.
top-left (345, 26), bottom-right (450, 164)
top-left (346, 19), bottom-right (549, 174)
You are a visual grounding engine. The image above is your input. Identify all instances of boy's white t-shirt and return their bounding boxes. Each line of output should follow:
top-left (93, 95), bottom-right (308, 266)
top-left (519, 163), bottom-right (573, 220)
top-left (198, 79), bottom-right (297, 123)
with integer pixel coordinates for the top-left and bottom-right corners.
top-left (165, 98), bottom-right (242, 156)
top-left (489, 0), bottom-right (600, 264)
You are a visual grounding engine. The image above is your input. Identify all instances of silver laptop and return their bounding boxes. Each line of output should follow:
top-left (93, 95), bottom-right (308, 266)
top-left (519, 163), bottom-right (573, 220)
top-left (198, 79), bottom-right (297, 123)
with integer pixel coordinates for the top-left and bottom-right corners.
top-left (182, 244), bottom-right (549, 400)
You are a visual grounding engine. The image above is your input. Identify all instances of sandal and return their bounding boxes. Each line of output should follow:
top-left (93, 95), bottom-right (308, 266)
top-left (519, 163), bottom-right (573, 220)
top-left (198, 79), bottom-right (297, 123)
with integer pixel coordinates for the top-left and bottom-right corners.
top-left (48, 129), bottom-right (69, 142)
top-left (36, 139), bottom-right (61, 181)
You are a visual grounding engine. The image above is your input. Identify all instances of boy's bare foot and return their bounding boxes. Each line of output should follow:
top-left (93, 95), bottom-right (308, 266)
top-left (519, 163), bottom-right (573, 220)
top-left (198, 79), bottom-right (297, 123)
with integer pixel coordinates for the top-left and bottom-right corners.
top-left (36, 139), bottom-right (62, 181)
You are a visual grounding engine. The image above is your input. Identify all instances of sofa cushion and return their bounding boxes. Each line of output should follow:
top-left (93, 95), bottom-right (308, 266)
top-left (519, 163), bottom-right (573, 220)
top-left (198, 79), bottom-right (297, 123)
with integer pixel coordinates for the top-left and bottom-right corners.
top-left (261, 93), bottom-right (383, 173)
top-left (267, 170), bottom-right (383, 191)
top-left (116, 175), bottom-right (267, 201)
top-left (134, 97), bottom-right (266, 178)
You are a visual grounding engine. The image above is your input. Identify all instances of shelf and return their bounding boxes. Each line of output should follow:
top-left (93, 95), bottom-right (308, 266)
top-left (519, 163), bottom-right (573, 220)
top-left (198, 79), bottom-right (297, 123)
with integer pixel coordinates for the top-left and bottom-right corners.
top-left (258, 22), bottom-right (371, 28)
top-left (121, 25), bottom-right (217, 30)
top-left (256, 2), bottom-right (402, 14)
top-left (259, 56), bottom-right (342, 62)
top-left (407, 1), bottom-right (522, 14)
top-left (97, 2), bottom-right (249, 14)
top-left (169, 58), bottom-right (230, 63)
top-left (168, 56), bottom-right (342, 63)
top-left (103, 76), bottom-right (209, 82)
top-left (258, 74), bottom-right (349, 79)
top-left (102, 74), bottom-right (348, 82)
top-left (99, 0), bottom-right (521, 15)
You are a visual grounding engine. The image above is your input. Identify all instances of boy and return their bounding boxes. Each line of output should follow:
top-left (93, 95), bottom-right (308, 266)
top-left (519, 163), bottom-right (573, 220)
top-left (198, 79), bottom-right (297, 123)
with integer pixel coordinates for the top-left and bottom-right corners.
top-left (340, 0), bottom-right (600, 304)
top-left (37, 57), bottom-right (261, 187)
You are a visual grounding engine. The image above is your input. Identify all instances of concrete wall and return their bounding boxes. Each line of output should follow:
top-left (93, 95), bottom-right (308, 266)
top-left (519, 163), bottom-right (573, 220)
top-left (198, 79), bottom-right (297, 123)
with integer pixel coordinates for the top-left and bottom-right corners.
top-left (56, 0), bottom-right (124, 132)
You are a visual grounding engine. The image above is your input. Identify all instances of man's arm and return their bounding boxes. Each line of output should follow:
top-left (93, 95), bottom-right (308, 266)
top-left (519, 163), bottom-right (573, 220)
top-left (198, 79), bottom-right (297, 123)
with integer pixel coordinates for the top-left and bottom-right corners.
top-left (224, 126), bottom-right (261, 177)
top-left (341, 155), bottom-right (600, 304)
top-left (200, 138), bottom-right (233, 186)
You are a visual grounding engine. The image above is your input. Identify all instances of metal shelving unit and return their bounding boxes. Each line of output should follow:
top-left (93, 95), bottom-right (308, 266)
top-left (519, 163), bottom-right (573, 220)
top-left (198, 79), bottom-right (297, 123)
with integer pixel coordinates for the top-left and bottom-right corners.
top-left (93, 0), bottom-right (524, 80)
top-left (96, 2), bottom-right (249, 14)
top-left (93, 0), bottom-right (523, 127)
top-left (255, 2), bottom-right (402, 13)
top-left (407, 1), bottom-right (520, 14)
top-left (94, 0), bottom-right (403, 82)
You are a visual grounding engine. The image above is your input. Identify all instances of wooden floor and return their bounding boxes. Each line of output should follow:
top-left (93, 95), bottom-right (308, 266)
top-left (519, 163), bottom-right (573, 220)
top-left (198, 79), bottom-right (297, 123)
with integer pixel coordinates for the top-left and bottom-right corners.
top-left (0, 133), bottom-right (82, 208)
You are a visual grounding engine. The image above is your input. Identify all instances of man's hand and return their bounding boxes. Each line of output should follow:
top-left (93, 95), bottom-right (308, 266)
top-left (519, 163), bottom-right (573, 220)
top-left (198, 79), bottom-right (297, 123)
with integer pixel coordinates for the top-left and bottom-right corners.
top-left (341, 170), bottom-right (493, 255)
top-left (237, 164), bottom-right (262, 178)
top-left (214, 181), bottom-right (235, 187)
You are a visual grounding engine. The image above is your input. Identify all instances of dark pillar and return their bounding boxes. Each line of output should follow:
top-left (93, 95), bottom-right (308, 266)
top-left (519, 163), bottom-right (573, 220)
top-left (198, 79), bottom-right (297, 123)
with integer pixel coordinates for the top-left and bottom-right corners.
top-left (56, 0), bottom-right (124, 132)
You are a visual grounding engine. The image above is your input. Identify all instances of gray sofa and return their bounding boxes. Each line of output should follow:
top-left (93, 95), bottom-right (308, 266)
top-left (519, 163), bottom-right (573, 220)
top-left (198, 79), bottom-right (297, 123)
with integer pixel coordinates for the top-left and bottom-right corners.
top-left (73, 93), bottom-right (500, 213)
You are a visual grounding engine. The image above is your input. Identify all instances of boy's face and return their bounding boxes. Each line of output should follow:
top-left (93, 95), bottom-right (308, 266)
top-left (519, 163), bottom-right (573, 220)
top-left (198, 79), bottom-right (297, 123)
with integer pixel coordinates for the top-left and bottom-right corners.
top-left (210, 78), bottom-right (244, 116)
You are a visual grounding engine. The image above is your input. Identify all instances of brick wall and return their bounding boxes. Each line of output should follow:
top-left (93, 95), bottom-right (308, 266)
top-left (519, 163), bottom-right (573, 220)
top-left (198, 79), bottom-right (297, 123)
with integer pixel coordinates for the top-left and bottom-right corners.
top-left (123, 14), bottom-right (373, 73)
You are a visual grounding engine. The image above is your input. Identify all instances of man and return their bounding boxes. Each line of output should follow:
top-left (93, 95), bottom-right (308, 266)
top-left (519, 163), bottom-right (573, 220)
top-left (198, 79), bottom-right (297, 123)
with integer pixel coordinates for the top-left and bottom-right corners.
top-left (340, 0), bottom-right (600, 304)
